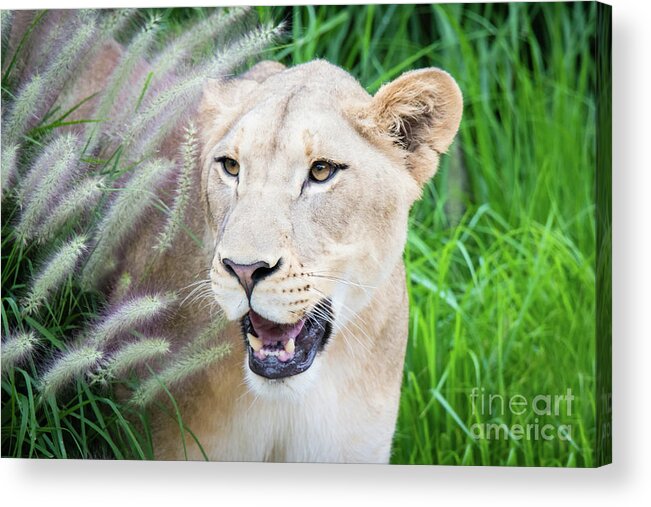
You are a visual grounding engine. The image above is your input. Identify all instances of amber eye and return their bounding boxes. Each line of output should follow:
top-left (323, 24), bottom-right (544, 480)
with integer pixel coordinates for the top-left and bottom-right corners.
top-left (215, 157), bottom-right (240, 177)
top-left (309, 161), bottom-right (337, 183)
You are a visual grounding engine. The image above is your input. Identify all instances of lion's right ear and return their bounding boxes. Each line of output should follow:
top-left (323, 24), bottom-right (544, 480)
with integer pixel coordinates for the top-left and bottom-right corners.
top-left (198, 78), bottom-right (257, 144)
top-left (198, 61), bottom-right (286, 146)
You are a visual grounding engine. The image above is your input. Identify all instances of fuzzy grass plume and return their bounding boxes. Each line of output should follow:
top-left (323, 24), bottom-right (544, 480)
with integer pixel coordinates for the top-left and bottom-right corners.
top-left (131, 316), bottom-right (227, 406)
top-left (100, 338), bottom-right (170, 381)
top-left (22, 235), bottom-right (87, 314)
top-left (85, 15), bottom-right (161, 155)
top-left (150, 7), bottom-right (252, 79)
top-left (155, 122), bottom-right (198, 253)
top-left (123, 22), bottom-right (283, 161)
top-left (88, 293), bottom-right (174, 349)
top-left (3, 12), bottom-right (97, 146)
top-left (82, 158), bottom-right (174, 287)
top-left (35, 11), bottom-right (97, 119)
top-left (83, 8), bottom-right (135, 66)
top-left (17, 132), bottom-right (77, 204)
top-left (2, 74), bottom-right (44, 147)
top-left (131, 342), bottom-right (230, 407)
top-left (15, 133), bottom-right (80, 241)
top-left (34, 176), bottom-right (104, 242)
top-left (1, 331), bottom-right (38, 370)
top-left (1, 10), bottom-right (13, 62)
top-left (39, 346), bottom-right (103, 399)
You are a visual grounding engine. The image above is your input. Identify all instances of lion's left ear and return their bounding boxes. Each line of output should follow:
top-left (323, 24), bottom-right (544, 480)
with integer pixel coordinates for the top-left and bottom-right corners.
top-left (368, 68), bottom-right (463, 185)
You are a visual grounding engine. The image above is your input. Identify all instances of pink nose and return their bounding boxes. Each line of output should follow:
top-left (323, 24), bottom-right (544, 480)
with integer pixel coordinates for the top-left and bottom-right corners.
top-left (222, 258), bottom-right (280, 298)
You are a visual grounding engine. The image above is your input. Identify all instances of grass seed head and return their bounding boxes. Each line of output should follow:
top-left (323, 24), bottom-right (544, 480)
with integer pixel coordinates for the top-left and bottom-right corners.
top-left (39, 346), bottom-right (103, 399)
top-left (150, 7), bottom-right (252, 79)
top-left (103, 338), bottom-right (170, 380)
top-left (22, 235), bottom-right (87, 315)
top-left (85, 16), bottom-right (161, 155)
top-left (2, 75), bottom-right (44, 147)
top-left (81, 158), bottom-right (175, 288)
top-left (15, 133), bottom-right (80, 242)
top-left (131, 342), bottom-right (230, 407)
top-left (154, 121), bottom-right (198, 253)
top-left (34, 176), bottom-right (105, 242)
top-left (1, 331), bottom-right (39, 370)
top-left (89, 293), bottom-right (175, 349)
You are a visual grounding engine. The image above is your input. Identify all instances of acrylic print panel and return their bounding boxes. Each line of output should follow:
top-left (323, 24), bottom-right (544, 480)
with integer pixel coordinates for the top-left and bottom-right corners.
top-left (0, 2), bottom-right (611, 466)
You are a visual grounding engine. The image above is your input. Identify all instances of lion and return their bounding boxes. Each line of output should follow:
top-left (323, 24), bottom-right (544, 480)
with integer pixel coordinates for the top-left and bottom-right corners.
top-left (139, 59), bottom-right (462, 463)
top-left (54, 32), bottom-right (462, 462)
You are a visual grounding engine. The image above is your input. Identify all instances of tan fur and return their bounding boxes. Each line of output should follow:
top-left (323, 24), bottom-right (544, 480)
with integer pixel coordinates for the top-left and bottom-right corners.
top-left (73, 47), bottom-right (462, 462)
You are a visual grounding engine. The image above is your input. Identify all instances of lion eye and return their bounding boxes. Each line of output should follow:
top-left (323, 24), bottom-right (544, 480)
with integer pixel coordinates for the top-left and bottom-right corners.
top-left (309, 161), bottom-right (336, 183)
top-left (215, 157), bottom-right (240, 177)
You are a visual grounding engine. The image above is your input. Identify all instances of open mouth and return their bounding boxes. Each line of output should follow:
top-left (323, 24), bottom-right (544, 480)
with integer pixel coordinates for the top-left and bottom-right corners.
top-left (241, 300), bottom-right (332, 379)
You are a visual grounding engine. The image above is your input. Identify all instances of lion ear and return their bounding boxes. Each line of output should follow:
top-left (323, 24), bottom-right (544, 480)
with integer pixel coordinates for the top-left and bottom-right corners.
top-left (240, 60), bottom-right (286, 83)
top-left (198, 61), bottom-right (286, 145)
top-left (198, 79), bottom-right (256, 139)
top-left (369, 68), bottom-right (463, 185)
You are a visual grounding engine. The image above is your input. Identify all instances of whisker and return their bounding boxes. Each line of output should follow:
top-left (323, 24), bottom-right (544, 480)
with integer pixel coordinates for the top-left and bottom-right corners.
top-left (306, 272), bottom-right (377, 290)
top-left (306, 302), bottom-right (370, 356)
top-left (306, 286), bottom-right (374, 354)
top-left (180, 280), bottom-right (212, 307)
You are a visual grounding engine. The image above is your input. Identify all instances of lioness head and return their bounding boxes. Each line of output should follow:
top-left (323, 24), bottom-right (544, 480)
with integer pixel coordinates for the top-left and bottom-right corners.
top-left (199, 60), bottom-right (462, 393)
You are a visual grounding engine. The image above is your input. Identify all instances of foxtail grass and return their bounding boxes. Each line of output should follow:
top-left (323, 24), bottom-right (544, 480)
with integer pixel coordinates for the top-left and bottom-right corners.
top-left (122, 22), bottom-right (283, 161)
top-left (155, 122), bottom-right (198, 253)
top-left (15, 133), bottom-right (80, 241)
top-left (81, 158), bottom-right (174, 288)
top-left (85, 15), bottom-right (161, 155)
top-left (22, 235), bottom-right (87, 314)
top-left (101, 338), bottom-right (170, 381)
top-left (34, 176), bottom-right (104, 242)
top-left (2, 74), bottom-right (44, 146)
top-left (39, 346), bottom-right (103, 399)
top-left (1, 331), bottom-right (38, 370)
top-left (17, 133), bottom-right (77, 205)
top-left (37, 11), bottom-right (97, 113)
top-left (150, 7), bottom-right (252, 80)
top-left (1, 10), bottom-right (13, 63)
top-left (88, 294), bottom-right (174, 349)
top-left (131, 342), bottom-right (230, 407)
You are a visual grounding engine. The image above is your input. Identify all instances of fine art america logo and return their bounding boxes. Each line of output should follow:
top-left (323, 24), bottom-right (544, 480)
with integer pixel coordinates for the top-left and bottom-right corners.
top-left (469, 388), bottom-right (574, 441)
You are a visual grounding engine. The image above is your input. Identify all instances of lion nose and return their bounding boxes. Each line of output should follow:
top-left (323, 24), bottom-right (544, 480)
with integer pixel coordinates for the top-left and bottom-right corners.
top-left (222, 258), bottom-right (281, 298)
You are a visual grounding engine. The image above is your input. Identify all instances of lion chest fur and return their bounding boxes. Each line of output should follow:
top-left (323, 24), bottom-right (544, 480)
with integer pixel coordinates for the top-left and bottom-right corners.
top-left (204, 361), bottom-right (397, 463)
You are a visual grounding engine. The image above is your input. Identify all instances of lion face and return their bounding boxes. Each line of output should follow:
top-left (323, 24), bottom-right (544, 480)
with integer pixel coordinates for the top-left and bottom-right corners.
top-left (198, 60), bottom-right (462, 393)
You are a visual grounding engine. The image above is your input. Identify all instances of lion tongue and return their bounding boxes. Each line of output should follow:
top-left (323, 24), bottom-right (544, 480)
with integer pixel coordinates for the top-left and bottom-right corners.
top-left (249, 310), bottom-right (305, 345)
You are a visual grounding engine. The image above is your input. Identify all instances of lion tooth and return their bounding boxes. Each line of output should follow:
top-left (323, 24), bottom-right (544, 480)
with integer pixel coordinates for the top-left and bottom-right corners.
top-left (247, 333), bottom-right (262, 352)
top-left (285, 338), bottom-right (295, 354)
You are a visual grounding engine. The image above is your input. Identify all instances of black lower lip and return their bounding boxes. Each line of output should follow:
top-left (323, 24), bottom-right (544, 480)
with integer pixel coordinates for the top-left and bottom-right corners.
top-left (241, 300), bottom-right (332, 380)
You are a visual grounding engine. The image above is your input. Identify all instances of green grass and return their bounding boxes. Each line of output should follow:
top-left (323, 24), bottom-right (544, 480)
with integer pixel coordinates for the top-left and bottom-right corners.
top-left (2, 3), bottom-right (600, 466)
